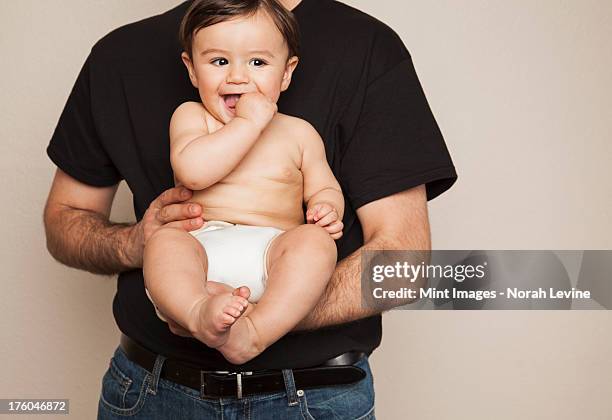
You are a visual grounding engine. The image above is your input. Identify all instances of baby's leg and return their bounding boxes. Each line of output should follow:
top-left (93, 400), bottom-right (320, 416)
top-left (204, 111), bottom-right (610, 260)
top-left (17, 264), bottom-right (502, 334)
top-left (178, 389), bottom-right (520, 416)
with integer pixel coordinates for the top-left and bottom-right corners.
top-left (219, 224), bottom-right (336, 364)
top-left (143, 226), bottom-right (249, 348)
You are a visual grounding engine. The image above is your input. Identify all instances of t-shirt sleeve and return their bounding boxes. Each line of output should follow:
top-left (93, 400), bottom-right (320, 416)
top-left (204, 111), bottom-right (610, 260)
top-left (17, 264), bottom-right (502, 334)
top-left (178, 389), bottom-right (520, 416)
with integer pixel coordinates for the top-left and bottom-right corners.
top-left (340, 30), bottom-right (457, 208)
top-left (46, 54), bottom-right (122, 187)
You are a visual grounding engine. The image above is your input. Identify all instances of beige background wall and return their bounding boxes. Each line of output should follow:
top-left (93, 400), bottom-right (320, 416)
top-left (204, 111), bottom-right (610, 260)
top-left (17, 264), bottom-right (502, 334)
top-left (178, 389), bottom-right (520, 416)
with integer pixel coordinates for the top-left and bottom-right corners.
top-left (1, 0), bottom-right (611, 419)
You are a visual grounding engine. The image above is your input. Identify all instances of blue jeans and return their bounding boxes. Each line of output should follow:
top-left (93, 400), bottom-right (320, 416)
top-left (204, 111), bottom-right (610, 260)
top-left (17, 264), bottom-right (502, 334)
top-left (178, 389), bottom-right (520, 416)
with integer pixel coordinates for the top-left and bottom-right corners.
top-left (97, 346), bottom-right (375, 419)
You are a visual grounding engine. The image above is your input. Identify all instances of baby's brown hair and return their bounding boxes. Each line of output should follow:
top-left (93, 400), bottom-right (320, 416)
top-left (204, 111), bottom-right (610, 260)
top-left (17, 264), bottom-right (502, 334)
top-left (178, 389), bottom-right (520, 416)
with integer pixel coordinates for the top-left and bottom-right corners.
top-left (180, 0), bottom-right (300, 59)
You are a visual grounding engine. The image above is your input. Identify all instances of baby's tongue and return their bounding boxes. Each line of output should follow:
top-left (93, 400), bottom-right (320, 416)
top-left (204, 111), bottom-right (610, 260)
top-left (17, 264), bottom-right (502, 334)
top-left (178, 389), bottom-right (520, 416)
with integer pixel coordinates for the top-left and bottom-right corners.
top-left (224, 94), bottom-right (241, 108)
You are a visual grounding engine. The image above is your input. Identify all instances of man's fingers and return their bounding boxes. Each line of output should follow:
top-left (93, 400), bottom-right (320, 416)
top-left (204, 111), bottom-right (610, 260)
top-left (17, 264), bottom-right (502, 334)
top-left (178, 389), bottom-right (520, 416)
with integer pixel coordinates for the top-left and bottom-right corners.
top-left (156, 202), bottom-right (202, 224)
top-left (330, 231), bottom-right (343, 240)
top-left (153, 186), bottom-right (192, 209)
top-left (163, 218), bottom-right (205, 232)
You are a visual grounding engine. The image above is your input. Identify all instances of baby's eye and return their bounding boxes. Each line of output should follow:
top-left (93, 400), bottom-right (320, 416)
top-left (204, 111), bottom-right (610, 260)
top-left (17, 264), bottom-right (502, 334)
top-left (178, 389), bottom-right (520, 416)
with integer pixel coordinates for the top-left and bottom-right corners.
top-left (211, 58), bottom-right (229, 66)
top-left (250, 58), bottom-right (267, 67)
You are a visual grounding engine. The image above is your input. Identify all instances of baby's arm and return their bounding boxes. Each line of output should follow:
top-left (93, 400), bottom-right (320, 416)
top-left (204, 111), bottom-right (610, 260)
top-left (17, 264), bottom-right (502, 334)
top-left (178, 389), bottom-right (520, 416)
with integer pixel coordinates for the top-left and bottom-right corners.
top-left (299, 121), bottom-right (345, 237)
top-left (170, 93), bottom-right (276, 190)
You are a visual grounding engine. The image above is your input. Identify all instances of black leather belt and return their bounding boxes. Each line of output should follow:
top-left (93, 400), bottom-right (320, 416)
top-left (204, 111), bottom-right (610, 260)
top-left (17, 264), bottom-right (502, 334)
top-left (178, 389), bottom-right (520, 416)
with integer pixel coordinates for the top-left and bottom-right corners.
top-left (119, 334), bottom-right (366, 398)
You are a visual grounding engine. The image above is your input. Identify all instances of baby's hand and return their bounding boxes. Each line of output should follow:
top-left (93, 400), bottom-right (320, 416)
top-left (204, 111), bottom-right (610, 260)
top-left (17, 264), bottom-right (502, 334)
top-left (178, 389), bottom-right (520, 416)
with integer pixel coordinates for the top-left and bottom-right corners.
top-left (306, 203), bottom-right (344, 240)
top-left (235, 92), bottom-right (277, 132)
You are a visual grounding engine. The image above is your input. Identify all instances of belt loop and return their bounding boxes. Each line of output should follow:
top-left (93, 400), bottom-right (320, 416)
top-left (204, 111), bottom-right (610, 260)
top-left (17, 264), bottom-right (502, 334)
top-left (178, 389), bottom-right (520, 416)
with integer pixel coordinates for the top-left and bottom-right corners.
top-left (282, 369), bottom-right (299, 406)
top-left (147, 354), bottom-right (167, 395)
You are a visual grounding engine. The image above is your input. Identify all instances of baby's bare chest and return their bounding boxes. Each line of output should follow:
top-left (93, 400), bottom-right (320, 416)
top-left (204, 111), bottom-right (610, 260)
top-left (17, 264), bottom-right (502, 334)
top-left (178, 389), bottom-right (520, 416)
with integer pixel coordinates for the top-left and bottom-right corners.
top-left (192, 121), bottom-right (306, 225)
top-left (221, 129), bottom-right (303, 187)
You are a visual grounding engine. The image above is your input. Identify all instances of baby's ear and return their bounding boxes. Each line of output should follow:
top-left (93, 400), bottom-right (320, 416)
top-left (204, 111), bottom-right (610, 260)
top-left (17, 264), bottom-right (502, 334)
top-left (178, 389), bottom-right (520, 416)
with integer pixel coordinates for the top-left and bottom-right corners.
top-left (280, 56), bottom-right (299, 92)
top-left (181, 52), bottom-right (198, 88)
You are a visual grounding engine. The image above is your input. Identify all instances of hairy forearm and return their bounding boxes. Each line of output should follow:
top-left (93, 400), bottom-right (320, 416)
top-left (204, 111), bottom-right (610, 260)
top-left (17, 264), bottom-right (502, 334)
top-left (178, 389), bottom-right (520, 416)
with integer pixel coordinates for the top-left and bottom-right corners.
top-left (297, 235), bottom-right (428, 330)
top-left (172, 117), bottom-right (260, 190)
top-left (308, 187), bottom-right (345, 219)
top-left (297, 242), bottom-right (367, 330)
top-left (45, 206), bottom-right (139, 275)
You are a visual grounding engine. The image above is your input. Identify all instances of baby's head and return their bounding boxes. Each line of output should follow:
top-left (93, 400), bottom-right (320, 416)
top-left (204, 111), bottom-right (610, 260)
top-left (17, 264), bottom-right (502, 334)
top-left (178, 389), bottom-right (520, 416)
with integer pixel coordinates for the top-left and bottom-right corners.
top-left (180, 0), bottom-right (300, 123)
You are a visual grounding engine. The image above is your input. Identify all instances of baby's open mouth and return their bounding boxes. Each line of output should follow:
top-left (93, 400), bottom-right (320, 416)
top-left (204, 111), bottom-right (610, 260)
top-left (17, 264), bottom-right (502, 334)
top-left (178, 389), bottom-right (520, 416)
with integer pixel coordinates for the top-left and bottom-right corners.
top-left (223, 94), bottom-right (241, 110)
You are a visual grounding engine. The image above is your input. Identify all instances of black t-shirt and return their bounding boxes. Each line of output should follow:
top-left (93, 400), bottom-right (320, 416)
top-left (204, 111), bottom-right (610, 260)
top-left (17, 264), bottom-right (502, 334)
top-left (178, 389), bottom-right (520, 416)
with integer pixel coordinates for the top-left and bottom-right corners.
top-left (47, 0), bottom-right (457, 370)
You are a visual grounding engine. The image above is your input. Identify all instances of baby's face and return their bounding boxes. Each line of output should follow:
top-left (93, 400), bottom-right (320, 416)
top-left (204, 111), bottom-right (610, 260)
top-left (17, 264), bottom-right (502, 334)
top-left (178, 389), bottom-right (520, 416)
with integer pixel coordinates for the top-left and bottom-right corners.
top-left (183, 10), bottom-right (298, 124)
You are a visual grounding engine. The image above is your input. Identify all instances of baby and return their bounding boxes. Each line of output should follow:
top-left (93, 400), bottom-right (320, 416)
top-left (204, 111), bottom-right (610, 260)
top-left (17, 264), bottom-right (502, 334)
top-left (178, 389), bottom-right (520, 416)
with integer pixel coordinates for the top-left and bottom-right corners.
top-left (143, 0), bottom-right (344, 365)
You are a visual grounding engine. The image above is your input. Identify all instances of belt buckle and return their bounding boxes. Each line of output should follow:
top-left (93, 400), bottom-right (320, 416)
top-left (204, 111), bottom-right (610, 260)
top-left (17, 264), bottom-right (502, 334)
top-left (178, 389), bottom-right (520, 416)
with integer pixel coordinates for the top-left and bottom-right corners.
top-left (232, 371), bottom-right (253, 399)
top-left (200, 370), bottom-right (253, 399)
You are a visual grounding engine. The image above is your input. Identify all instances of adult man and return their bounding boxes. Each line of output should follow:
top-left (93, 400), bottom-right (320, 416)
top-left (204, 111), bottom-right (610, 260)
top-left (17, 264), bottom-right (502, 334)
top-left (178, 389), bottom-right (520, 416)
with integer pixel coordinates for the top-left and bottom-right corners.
top-left (44, 0), bottom-right (456, 418)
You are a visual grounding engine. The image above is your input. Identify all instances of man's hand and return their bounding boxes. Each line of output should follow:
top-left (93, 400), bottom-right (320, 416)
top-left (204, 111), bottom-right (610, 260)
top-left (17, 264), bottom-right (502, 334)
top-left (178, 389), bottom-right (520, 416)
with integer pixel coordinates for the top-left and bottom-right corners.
top-left (128, 186), bottom-right (205, 267)
top-left (235, 92), bottom-right (277, 132)
top-left (306, 202), bottom-right (343, 239)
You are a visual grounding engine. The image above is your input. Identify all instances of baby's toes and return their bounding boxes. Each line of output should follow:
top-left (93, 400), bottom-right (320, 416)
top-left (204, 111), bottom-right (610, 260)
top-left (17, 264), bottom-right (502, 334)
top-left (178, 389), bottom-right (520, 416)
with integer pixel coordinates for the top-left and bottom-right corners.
top-left (232, 295), bottom-right (249, 309)
top-left (209, 312), bottom-right (236, 332)
top-left (230, 298), bottom-right (247, 312)
top-left (223, 304), bottom-right (243, 319)
top-left (233, 286), bottom-right (251, 302)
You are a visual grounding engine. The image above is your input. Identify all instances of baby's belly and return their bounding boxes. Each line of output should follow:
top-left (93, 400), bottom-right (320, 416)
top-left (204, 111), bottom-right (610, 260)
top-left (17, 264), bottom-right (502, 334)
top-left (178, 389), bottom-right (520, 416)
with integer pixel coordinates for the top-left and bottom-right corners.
top-left (191, 182), bottom-right (304, 231)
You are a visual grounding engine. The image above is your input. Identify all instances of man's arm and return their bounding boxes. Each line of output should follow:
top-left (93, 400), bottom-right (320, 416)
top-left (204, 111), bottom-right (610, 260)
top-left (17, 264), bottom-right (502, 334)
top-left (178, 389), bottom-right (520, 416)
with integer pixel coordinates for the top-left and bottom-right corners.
top-left (296, 184), bottom-right (430, 330)
top-left (43, 169), bottom-right (204, 274)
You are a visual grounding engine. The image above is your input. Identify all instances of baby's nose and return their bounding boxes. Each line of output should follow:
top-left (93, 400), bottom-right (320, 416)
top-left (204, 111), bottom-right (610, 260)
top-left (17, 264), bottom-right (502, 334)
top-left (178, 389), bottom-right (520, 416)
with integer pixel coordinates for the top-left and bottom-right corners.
top-left (226, 65), bottom-right (249, 84)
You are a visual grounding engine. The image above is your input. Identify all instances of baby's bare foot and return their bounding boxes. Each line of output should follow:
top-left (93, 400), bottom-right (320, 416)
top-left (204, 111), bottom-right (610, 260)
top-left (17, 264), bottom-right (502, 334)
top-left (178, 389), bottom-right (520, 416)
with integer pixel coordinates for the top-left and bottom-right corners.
top-left (189, 287), bottom-right (250, 348)
top-left (233, 286), bottom-right (251, 300)
top-left (218, 316), bottom-right (264, 365)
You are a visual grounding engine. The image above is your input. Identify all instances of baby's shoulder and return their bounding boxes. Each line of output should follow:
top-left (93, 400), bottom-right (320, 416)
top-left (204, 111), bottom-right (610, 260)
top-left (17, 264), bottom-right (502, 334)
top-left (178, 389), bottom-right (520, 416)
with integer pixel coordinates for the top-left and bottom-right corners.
top-left (171, 101), bottom-right (221, 134)
top-left (170, 102), bottom-right (208, 128)
top-left (173, 101), bottom-right (207, 118)
top-left (272, 113), bottom-right (312, 129)
top-left (271, 113), bottom-right (321, 142)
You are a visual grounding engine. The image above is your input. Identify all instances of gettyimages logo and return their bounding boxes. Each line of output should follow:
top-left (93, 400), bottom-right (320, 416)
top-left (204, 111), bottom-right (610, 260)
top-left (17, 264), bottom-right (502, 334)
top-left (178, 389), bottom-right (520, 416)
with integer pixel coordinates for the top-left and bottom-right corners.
top-left (371, 260), bottom-right (488, 283)
top-left (361, 250), bottom-right (608, 310)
